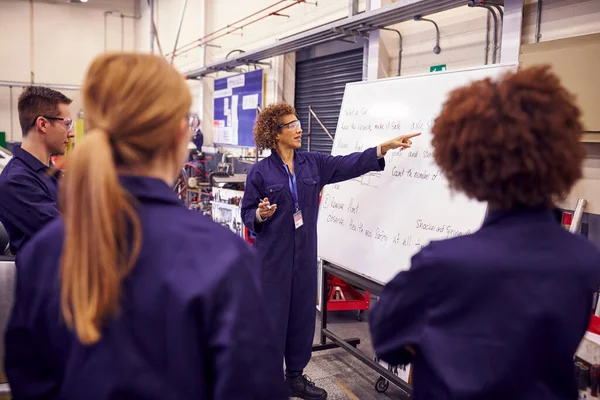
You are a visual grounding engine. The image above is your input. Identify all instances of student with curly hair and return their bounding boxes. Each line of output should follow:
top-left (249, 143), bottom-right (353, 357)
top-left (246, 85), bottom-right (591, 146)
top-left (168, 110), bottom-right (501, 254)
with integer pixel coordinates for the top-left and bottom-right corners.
top-left (369, 66), bottom-right (600, 400)
top-left (241, 102), bottom-right (420, 399)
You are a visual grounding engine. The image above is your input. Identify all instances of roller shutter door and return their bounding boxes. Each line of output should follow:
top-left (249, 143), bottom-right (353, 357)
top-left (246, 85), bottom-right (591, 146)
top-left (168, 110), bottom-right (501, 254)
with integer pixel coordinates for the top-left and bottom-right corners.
top-left (295, 48), bottom-right (363, 154)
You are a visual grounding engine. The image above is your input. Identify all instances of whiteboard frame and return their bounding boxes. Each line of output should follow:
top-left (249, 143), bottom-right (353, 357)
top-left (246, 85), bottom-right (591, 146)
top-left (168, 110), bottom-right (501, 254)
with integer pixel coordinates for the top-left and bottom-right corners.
top-left (318, 62), bottom-right (519, 287)
top-left (345, 62), bottom-right (519, 89)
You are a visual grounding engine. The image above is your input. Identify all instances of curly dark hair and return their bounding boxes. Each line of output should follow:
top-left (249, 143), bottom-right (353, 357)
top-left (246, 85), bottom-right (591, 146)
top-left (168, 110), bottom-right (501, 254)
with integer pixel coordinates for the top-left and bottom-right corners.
top-left (254, 102), bottom-right (297, 149)
top-left (431, 65), bottom-right (585, 210)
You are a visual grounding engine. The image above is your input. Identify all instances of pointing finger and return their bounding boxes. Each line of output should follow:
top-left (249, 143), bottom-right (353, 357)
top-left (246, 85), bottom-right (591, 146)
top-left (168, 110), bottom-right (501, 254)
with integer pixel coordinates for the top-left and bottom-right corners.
top-left (404, 132), bottom-right (421, 139)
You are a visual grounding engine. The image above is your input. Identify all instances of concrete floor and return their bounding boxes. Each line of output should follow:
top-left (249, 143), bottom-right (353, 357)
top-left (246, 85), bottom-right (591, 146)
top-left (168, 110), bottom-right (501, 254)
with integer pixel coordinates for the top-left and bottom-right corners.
top-left (295, 308), bottom-right (410, 400)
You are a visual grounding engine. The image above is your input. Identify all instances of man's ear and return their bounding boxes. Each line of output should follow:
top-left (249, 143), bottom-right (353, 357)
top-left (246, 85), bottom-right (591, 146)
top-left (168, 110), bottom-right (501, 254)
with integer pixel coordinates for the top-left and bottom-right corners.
top-left (35, 117), bottom-right (49, 134)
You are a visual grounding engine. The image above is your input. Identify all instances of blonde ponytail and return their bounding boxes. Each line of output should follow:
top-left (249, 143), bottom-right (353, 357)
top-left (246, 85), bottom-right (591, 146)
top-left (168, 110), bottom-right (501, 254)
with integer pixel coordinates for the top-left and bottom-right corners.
top-left (60, 52), bottom-right (191, 344)
top-left (60, 129), bottom-right (142, 344)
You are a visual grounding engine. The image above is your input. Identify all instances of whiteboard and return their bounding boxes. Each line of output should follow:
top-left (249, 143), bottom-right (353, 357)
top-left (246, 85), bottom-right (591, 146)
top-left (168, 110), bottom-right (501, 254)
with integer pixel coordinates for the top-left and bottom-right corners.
top-left (317, 64), bottom-right (517, 285)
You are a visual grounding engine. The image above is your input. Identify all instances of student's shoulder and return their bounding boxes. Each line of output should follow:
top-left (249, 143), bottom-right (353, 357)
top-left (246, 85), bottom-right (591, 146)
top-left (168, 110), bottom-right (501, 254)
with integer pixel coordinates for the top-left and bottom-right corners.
top-left (17, 219), bottom-right (64, 284)
top-left (0, 160), bottom-right (33, 187)
top-left (566, 230), bottom-right (600, 271)
top-left (163, 213), bottom-right (257, 297)
top-left (169, 207), bottom-right (253, 261)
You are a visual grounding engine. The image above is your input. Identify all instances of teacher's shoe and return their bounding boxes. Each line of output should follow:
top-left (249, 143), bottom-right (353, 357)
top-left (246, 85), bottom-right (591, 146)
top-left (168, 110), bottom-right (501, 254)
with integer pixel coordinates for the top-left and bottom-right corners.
top-left (287, 374), bottom-right (327, 400)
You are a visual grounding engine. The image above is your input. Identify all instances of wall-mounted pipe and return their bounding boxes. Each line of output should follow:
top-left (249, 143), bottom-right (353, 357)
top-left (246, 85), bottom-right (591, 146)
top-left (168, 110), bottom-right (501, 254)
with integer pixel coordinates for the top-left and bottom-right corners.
top-left (104, 11), bottom-right (141, 52)
top-left (0, 80), bottom-right (80, 91)
top-left (149, 0), bottom-right (155, 53)
top-left (30, 0), bottom-right (35, 83)
top-left (490, 4), bottom-right (504, 62)
top-left (378, 26), bottom-right (402, 76)
top-left (9, 86), bottom-right (14, 143)
top-left (413, 15), bottom-right (441, 54)
top-left (349, 0), bottom-right (359, 17)
top-left (484, 10), bottom-right (491, 64)
top-left (121, 15), bottom-right (125, 51)
top-left (171, 0), bottom-right (190, 64)
top-left (469, 2), bottom-right (498, 63)
top-left (226, 49), bottom-right (246, 59)
top-left (535, 0), bottom-right (543, 43)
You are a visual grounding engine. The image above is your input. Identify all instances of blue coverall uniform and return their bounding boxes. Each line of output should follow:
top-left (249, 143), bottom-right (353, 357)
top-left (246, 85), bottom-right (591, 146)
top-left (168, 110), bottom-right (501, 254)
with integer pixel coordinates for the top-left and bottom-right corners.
top-left (5, 176), bottom-right (288, 400)
top-left (0, 145), bottom-right (60, 254)
top-left (241, 147), bottom-right (385, 374)
top-left (370, 207), bottom-right (600, 400)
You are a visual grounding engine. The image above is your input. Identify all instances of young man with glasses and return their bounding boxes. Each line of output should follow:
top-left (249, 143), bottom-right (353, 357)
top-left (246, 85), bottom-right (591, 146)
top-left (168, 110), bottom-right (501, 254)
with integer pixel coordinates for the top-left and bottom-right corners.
top-left (0, 86), bottom-right (74, 254)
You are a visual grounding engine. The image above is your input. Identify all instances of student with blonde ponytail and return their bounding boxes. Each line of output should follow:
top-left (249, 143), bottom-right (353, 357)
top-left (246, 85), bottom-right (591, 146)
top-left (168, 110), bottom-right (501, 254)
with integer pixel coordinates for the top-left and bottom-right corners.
top-left (4, 53), bottom-right (288, 400)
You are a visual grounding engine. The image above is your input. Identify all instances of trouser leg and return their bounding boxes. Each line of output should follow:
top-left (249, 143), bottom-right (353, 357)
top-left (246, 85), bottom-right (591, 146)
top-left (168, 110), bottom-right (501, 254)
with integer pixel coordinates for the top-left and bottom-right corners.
top-left (284, 264), bottom-right (318, 374)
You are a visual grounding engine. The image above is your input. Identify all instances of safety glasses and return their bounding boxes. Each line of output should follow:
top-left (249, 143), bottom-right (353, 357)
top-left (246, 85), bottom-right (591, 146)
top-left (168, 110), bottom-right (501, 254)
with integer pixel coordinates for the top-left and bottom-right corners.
top-left (278, 119), bottom-right (301, 131)
top-left (31, 115), bottom-right (74, 132)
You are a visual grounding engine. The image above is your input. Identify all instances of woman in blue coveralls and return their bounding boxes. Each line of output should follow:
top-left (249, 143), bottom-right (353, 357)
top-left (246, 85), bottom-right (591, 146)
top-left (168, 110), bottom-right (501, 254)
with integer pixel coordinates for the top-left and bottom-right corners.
top-left (369, 66), bottom-right (600, 400)
top-left (4, 53), bottom-right (288, 400)
top-left (241, 103), bottom-right (420, 399)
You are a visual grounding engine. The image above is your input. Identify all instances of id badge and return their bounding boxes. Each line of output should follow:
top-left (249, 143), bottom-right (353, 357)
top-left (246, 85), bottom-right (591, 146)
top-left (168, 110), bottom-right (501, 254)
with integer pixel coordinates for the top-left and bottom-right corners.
top-left (293, 210), bottom-right (304, 229)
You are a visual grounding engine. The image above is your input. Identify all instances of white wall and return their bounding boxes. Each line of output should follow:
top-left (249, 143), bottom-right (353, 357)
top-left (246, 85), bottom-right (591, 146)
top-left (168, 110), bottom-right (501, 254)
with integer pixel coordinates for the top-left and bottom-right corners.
top-left (380, 0), bottom-right (600, 77)
top-left (134, 0), bottom-right (205, 123)
top-left (0, 0), bottom-right (137, 143)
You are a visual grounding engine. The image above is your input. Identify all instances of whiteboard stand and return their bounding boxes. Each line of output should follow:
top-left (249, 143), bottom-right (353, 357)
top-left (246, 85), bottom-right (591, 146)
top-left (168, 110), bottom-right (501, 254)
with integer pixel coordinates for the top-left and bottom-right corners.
top-left (570, 199), bottom-right (588, 235)
top-left (311, 261), bottom-right (412, 399)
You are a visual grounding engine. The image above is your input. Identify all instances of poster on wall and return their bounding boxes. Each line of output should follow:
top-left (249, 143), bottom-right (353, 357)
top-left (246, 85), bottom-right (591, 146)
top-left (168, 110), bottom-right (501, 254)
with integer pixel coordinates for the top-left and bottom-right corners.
top-left (213, 69), bottom-right (264, 147)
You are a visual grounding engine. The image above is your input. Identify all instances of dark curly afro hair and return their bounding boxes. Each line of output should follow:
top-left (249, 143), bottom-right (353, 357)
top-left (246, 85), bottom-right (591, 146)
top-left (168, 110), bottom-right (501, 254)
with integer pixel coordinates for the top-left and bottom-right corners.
top-left (254, 102), bottom-right (297, 150)
top-left (431, 65), bottom-right (585, 210)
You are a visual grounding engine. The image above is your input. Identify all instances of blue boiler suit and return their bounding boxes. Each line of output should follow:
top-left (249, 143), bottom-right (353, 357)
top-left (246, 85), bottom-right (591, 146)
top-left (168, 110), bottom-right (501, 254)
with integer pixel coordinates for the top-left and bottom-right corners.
top-left (241, 147), bottom-right (385, 373)
top-left (369, 207), bottom-right (600, 400)
top-left (4, 176), bottom-right (288, 400)
top-left (0, 145), bottom-right (60, 254)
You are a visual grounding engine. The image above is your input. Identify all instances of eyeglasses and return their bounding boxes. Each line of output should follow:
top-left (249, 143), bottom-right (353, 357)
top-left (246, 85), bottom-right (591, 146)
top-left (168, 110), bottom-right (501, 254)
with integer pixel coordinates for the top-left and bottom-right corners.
top-left (188, 113), bottom-right (201, 130)
top-left (31, 115), bottom-right (74, 132)
top-left (278, 120), bottom-right (301, 131)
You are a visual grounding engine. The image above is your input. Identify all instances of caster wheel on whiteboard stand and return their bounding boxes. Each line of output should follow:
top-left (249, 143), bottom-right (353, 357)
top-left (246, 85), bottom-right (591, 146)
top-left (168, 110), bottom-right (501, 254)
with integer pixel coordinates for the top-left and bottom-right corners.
top-left (356, 310), bottom-right (364, 321)
top-left (375, 377), bottom-right (389, 393)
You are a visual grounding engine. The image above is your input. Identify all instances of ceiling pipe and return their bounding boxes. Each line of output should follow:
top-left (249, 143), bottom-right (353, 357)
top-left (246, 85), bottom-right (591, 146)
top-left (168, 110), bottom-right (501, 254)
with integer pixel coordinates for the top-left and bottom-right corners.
top-left (186, 0), bottom-right (461, 78)
top-left (168, 0), bottom-right (291, 57)
top-left (167, 0), bottom-right (307, 59)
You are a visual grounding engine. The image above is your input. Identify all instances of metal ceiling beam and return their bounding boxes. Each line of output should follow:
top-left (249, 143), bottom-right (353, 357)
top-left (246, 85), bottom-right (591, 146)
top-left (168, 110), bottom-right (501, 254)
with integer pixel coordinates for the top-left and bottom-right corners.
top-left (185, 0), bottom-right (469, 78)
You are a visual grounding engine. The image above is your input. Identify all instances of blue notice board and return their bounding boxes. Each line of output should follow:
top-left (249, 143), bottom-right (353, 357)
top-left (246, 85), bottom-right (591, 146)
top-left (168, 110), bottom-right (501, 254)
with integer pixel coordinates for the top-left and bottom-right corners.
top-left (213, 69), bottom-right (264, 147)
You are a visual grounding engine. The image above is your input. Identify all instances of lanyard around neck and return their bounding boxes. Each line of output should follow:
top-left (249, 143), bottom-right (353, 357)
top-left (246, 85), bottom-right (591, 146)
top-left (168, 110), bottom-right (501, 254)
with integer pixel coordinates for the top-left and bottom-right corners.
top-left (283, 164), bottom-right (299, 211)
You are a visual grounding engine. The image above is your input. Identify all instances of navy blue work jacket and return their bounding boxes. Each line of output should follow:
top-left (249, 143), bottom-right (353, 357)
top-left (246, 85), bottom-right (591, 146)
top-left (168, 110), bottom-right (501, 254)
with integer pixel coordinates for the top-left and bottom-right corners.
top-left (369, 207), bottom-right (600, 400)
top-left (4, 176), bottom-right (288, 400)
top-left (0, 145), bottom-right (60, 254)
top-left (240, 148), bottom-right (385, 361)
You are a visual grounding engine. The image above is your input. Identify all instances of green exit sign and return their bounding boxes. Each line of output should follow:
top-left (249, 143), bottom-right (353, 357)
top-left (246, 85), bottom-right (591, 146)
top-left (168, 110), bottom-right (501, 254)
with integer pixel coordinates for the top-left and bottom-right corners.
top-left (430, 64), bottom-right (447, 72)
